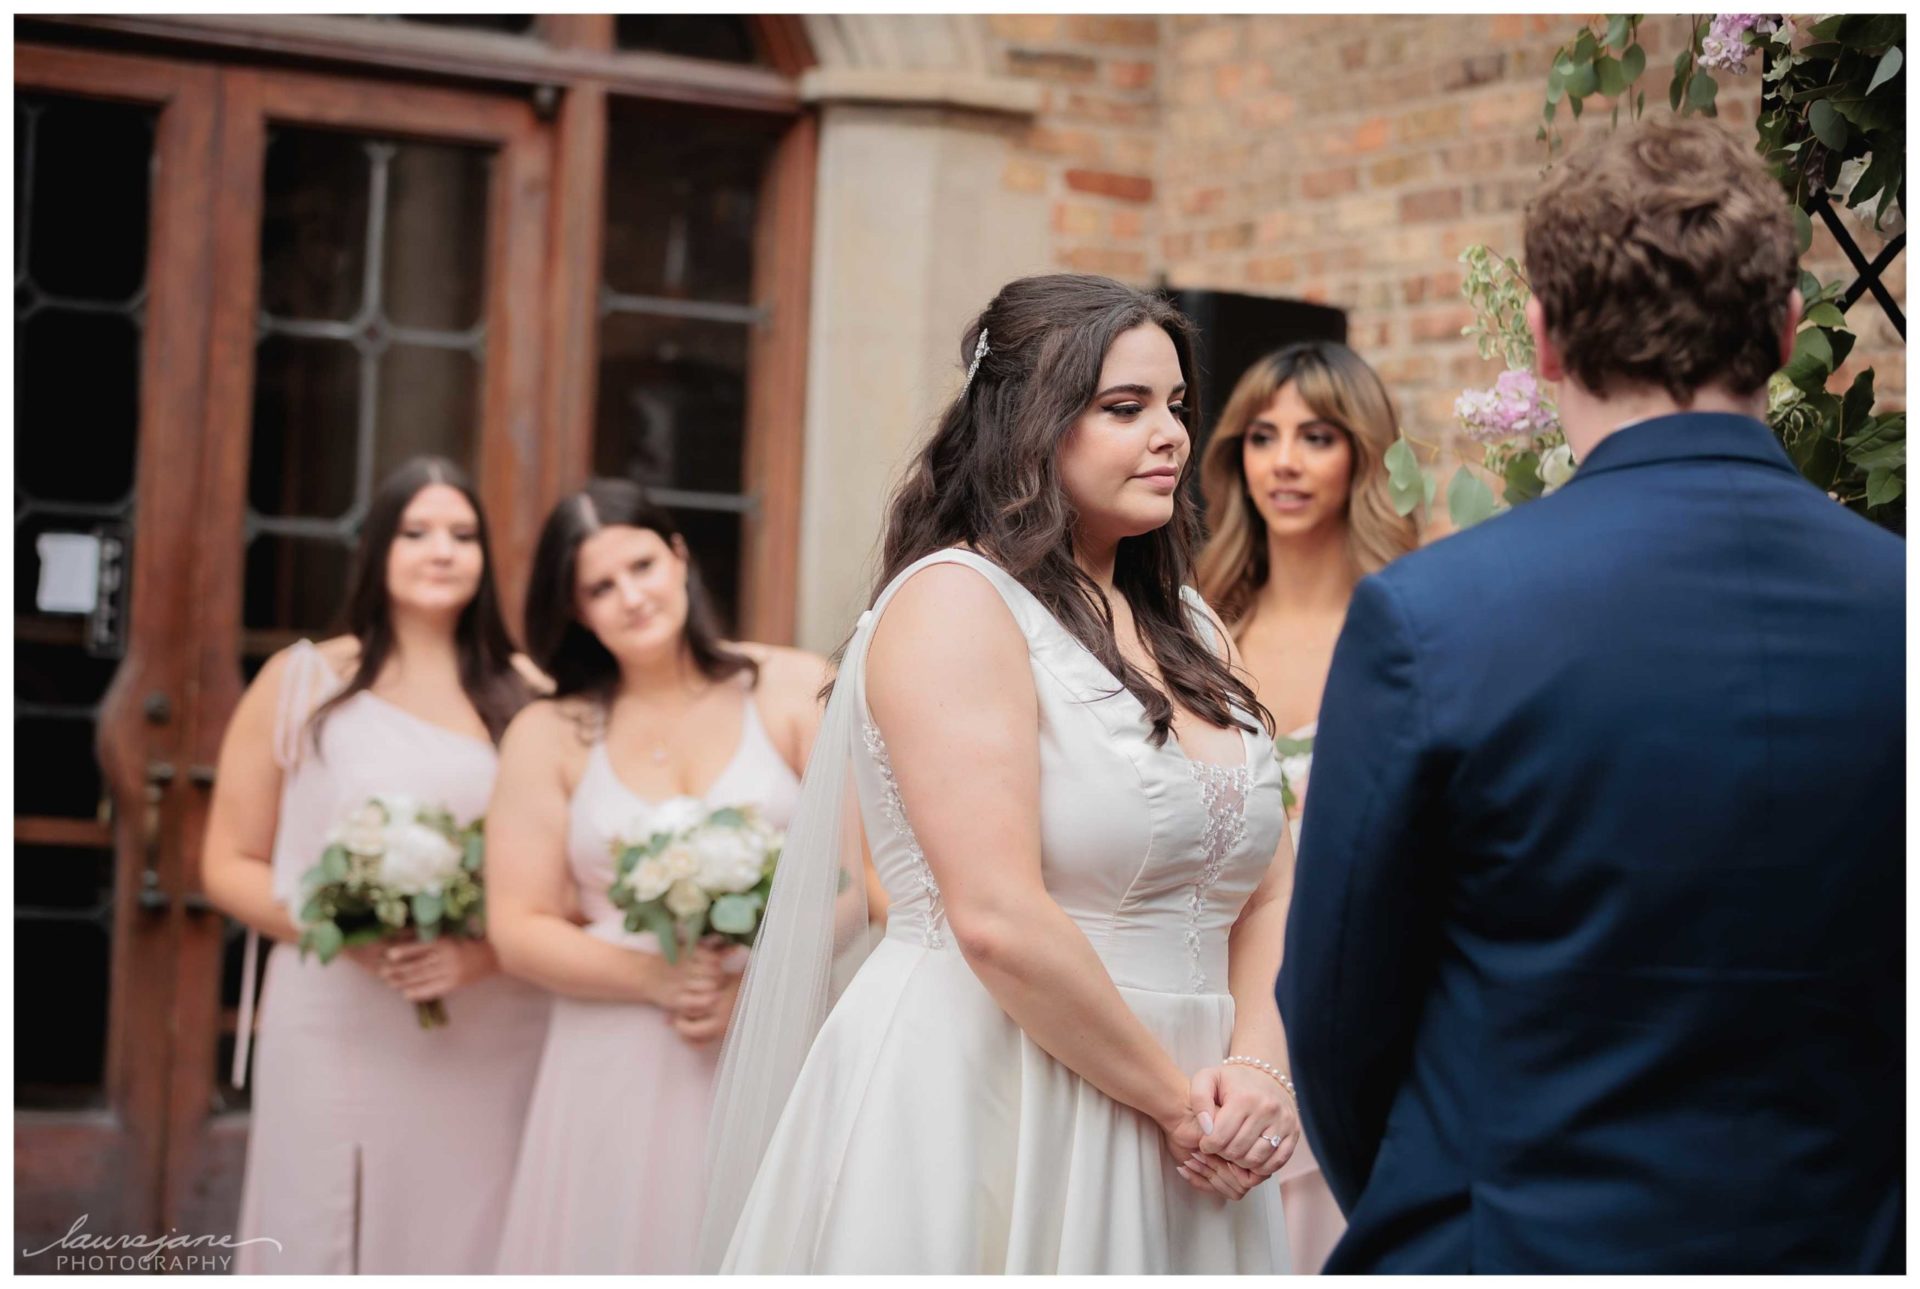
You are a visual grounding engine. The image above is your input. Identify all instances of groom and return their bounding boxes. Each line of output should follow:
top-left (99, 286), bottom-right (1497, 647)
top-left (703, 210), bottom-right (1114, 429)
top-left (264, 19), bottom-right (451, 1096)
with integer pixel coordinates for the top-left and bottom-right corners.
top-left (1278, 117), bottom-right (1904, 1272)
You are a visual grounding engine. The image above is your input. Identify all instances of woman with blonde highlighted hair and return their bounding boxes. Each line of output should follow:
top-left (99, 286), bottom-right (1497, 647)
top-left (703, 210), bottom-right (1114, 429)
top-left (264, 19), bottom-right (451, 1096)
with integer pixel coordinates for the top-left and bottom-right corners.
top-left (1197, 342), bottom-right (1415, 629)
top-left (1193, 340), bottom-right (1417, 1273)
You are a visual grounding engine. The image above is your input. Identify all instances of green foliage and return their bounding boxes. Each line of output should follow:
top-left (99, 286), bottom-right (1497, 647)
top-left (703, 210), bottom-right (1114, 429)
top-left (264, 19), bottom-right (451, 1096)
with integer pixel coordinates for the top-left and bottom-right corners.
top-left (318, 843), bottom-right (350, 885)
top-left (1273, 733), bottom-right (1314, 814)
top-left (1546, 13), bottom-right (1651, 149)
top-left (1458, 245), bottom-right (1536, 370)
top-left (1384, 437), bottom-right (1435, 518)
top-left (411, 892), bottom-right (445, 936)
top-left (1756, 15), bottom-right (1905, 231)
top-left (1502, 450), bottom-right (1547, 504)
top-left (633, 902), bottom-right (682, 963)
top-left (1532, 12), bottom-right (1905, 532)
top-left (302, 919), bottom-right (344, 963)
top-left (1446, 467), bottom-right (1501, 530)
top-left (709, 892), bottom-right (764, 936)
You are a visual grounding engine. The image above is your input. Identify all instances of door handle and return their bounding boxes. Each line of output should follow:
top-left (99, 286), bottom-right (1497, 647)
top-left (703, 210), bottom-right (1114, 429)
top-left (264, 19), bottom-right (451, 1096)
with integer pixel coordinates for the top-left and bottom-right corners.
top-left (143, 761), bottom-right (175, 846)
top-left (133, 761), bottom-right (218, 914)
top-left (137, 761), bottom-right (175, 913)
top-left (182, 765), bottom-right (218, 911)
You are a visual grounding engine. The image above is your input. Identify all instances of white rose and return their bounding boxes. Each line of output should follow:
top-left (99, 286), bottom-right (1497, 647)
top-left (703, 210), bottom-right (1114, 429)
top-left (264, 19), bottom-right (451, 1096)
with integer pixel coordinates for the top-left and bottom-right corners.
top-left (664, 879), bottom-right (711, 921)
top-left (624, 856), bottom-right (673, 903)
top-left (660, 842), bottom-right (702, 882)
top-left (1539, 442), bottom-right (1577, 494)
top-left (373, 793), bottom-right (423, 823)
top-left (378, 820), bottom-right (463, 895)
top-left (755, 823), bottom-right (785, 863)
top-left (691, 825), bottom-right (768, 894)
top-left (338, 802), bottom-right (389, 856)
top-left (644, 797), bottom-right (708, 841)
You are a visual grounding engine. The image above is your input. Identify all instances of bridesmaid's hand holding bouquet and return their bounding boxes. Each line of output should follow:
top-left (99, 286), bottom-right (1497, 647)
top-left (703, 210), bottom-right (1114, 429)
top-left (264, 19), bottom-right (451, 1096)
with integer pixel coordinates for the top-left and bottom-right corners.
top-left (297, 793), bottom-right (487, 1028)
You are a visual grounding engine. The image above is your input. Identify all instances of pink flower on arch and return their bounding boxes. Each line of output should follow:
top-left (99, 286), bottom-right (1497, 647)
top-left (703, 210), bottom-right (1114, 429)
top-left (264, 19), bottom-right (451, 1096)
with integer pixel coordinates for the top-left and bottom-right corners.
top-left (1700, 13), bottom-right (1782, 74)
top-left (1454, 369), bottom-right (1560, 444)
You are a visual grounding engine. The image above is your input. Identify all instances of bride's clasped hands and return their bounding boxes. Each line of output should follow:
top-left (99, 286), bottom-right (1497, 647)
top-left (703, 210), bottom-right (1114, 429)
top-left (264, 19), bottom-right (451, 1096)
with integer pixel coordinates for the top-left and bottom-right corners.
top-left (1168, 1061), bottom-right (1302, 1201)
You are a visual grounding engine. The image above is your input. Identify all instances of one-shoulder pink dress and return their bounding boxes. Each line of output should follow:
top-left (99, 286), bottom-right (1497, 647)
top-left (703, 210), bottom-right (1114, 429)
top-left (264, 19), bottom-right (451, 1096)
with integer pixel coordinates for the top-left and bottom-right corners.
top-left (495, 676), bottom-right (800, 1273)
top-left (232, 640), bottom-right (550, 1274)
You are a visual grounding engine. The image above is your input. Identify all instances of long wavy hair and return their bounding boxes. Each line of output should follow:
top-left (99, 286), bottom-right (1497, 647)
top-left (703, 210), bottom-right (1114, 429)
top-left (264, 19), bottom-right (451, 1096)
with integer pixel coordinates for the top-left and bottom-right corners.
top-left (523, 477), bottom-right (757, 707)
top-left (863, 273), bottom-right (1270, 745)
top-left (308, 456), bottom-right (531, 748)
top-left (1196, 342), bottom-right (1417, 629)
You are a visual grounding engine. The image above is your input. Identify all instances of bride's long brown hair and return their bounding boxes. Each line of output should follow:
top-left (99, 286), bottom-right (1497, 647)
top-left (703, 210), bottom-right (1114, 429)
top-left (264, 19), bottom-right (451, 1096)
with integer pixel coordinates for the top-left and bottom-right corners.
top-left (861, 273), bottom-right (1271, 746)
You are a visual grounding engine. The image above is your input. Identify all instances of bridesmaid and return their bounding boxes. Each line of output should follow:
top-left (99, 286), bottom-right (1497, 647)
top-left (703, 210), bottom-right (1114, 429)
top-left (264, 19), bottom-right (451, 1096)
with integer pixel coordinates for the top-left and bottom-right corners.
top-left (488, 479), bottom-right (829, 1274)
top-left (201, 457), bottom-right (551, 1274)
top-left (1194, 342), bottom-right (1419, 1272)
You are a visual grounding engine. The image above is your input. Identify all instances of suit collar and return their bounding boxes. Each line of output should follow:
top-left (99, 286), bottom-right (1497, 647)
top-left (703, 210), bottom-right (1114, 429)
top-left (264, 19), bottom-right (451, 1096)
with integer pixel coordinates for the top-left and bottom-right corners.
top-left (1561, 412), bottom-right (1796, 486)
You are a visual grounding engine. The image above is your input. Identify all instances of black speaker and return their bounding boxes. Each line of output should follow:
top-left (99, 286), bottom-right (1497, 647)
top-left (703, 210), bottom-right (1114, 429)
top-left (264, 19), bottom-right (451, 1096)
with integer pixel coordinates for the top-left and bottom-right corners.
top-left (1167, 288), bottom-right (1348, 467)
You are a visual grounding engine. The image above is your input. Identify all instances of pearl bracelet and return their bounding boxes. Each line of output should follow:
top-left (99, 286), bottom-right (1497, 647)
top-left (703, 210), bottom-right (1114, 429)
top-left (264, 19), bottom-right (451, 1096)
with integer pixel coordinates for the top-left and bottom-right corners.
top-left (1225, 1055), bottom-right (1296, 1101)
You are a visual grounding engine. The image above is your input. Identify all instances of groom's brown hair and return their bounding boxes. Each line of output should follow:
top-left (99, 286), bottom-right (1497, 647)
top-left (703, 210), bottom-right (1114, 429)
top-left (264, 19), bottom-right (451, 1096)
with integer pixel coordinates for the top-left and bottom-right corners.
top-left (1523, 117), bottom-right (1798, 403)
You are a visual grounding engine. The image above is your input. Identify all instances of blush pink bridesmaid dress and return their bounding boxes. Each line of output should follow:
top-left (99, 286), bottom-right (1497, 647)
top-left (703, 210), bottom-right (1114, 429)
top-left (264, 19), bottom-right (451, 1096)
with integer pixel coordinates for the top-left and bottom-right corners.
top-left (1273, 720), bottom-right (1348, 1274)
top-left (493, 676), bottom-right (800, 1274)
top-left (232, 640), bottom-right (551, 1274)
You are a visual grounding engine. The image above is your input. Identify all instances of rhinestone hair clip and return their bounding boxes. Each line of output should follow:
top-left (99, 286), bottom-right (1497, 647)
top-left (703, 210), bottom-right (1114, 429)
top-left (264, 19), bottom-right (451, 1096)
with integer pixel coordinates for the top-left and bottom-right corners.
top-left (964, 328), bottom-right (990, 388)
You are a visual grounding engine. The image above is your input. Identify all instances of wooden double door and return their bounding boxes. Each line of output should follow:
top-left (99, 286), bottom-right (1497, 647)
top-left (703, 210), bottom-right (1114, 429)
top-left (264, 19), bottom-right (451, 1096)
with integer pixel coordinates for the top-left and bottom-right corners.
top-left (14, 45), bottom-right (558, 1261)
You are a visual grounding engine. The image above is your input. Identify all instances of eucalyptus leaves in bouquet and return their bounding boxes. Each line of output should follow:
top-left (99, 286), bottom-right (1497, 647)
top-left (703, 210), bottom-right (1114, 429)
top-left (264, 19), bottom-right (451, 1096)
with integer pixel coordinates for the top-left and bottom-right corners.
top-left (608, 800), bottom-right (781, 964)
top-left (298, 794), bottom-right (487, 1028)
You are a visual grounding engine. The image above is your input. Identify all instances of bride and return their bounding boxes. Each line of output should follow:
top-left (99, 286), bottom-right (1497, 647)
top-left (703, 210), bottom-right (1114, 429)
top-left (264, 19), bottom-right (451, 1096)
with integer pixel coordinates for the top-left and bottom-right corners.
top-left (699, 274), bottom-right (1301, 1273)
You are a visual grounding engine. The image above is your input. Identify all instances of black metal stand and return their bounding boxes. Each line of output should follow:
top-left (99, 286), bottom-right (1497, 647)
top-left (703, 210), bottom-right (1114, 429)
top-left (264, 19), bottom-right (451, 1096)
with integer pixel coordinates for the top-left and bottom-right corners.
top-left (1811, 192), bottom-right (1906, 340)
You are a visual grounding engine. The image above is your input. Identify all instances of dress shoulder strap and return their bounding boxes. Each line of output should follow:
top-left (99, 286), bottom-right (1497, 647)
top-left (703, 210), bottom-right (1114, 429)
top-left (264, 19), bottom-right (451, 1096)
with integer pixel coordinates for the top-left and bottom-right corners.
top-left (271, 639), bottom-right (344, 771)
top-left (862, 548), bottom-right (1060, 668)
top-left (734, 672), bottom-right (792, 776)
top-left (239, 639), bottom-right (343, 1094)
top-left (1180, 584), bottom-right (1226, 656)
top-left (867, 547), bottom-right (1034, 626)
top-left (855, 548), bottom-right (1138, 720)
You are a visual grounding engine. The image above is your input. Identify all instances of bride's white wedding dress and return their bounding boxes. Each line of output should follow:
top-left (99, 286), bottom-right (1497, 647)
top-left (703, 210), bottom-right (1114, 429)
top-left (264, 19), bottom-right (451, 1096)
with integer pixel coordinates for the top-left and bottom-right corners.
top-left (715, 549), bottom-right (1292, 1273)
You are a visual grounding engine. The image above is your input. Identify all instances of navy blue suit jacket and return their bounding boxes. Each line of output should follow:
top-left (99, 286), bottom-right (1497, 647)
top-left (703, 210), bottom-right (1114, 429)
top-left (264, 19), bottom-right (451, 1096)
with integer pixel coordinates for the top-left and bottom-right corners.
top-left (1277, 413), bottom-right (1903, 1272)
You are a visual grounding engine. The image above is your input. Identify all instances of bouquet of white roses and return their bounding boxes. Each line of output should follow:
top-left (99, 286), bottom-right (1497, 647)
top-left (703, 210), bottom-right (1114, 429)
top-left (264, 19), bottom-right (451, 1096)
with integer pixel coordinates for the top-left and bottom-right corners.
top-left (297, 793), bottom-right (486, 1028)
top-left (607, 798), bottom-right (781, 964)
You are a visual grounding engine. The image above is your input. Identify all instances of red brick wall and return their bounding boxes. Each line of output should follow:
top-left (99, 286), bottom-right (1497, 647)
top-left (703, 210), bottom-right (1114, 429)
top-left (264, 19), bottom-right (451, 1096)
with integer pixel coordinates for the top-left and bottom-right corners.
top-left (987, 14), bottom-right (1904, 452)
top-left (990, 14), bottom-right (1161, 281)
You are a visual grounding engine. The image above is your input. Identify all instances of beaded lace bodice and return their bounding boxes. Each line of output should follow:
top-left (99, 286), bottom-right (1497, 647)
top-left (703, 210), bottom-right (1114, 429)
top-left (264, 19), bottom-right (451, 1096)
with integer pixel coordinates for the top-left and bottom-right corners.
top-left (1185, 761), bottom-right (1252, 991)
top-left (861, 718), bottom-right (947, 949)
top-left (848, 551), bottom-right (1286, 997)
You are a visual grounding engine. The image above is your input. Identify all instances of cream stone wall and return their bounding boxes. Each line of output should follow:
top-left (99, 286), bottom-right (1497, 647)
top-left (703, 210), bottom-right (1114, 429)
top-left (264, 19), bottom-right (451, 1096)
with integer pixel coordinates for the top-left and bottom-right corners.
top-left (794, 16), bottom-right (1050, 652)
